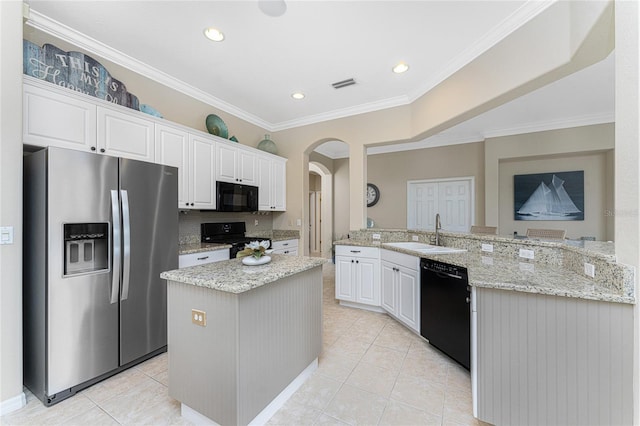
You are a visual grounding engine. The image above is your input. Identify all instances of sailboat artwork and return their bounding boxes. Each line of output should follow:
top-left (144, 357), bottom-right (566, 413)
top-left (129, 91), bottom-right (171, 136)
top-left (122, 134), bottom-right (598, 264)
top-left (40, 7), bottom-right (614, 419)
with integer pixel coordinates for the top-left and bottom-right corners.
top-left (514, 171), bottom-right (584, 221)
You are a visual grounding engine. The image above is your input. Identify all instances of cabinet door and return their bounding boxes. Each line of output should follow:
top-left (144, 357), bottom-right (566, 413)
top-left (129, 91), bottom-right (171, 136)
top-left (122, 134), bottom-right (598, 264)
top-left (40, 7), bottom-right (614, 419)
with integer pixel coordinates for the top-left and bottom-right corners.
top-left (215, 142), bottom-right (238, 183)
top-left (155, 124), bottom-right (190, 208)
top-left (190, 135), bottom-right (216, 209)
top-left (97, 107), bottom-right (154, 161)
top-left (356, 258), bottom-right (380, 306)
top-left (23, 83), bottom-right (97, 151)
top-left (237, 148), bottom-right (257, 185)
top-left (272, 158), bottom-right (286, 211)
top-left (257, 156), bottom-right (273, 210)
top-left (380, 261), bottom-right (397, 314)
top-left (335, 256), bottom-right (355, 302)
top-left (397, 266), bottom-right (420, 332)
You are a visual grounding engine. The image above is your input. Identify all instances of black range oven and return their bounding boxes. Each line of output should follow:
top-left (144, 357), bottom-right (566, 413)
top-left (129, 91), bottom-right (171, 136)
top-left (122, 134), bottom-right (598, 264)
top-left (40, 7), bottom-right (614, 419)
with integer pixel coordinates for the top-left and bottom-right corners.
top-left (201, 222), bottom-right (270, 259)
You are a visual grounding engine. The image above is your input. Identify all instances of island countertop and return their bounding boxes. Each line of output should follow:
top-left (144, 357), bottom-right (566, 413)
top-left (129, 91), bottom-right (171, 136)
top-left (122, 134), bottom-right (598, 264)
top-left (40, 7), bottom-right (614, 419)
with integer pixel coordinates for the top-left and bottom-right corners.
top-left (161, 254), bottom-right (326, 294)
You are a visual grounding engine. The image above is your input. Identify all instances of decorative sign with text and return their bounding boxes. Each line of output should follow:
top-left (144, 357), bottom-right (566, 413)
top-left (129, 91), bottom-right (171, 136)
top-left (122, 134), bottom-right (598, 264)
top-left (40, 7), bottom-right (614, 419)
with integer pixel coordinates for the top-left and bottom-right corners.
top-left (23, 40), bottom-right (140, 110)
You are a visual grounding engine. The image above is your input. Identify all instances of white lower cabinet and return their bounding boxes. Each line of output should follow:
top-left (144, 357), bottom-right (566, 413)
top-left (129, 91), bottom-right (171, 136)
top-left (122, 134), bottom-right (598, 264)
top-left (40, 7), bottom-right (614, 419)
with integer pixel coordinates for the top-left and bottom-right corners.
top-left (380, 249), bottom-right (420, 332)
top-left (271, 239), bottom-right (298, 255)
top-left (179, 249), bottom-right (230, 268)
top-left (335, 246), bottom-right (380, 307)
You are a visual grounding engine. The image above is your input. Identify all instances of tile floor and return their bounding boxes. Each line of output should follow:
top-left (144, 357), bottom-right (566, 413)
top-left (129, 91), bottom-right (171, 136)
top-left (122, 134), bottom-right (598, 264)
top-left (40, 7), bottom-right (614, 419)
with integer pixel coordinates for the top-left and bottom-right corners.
top-left (2, 263), bottom-right (484, 426)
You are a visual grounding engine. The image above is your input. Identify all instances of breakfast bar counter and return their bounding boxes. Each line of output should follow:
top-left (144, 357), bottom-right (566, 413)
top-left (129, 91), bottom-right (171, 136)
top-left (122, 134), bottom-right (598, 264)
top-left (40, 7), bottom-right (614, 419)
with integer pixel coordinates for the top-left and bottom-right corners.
top-left (161, 255), bottom-right (326, 425)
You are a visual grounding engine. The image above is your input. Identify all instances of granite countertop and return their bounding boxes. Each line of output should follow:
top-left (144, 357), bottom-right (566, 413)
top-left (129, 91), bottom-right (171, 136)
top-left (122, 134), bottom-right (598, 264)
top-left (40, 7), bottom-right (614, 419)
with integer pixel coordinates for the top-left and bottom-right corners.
top-left (161, 254), bottom-right (326, 294)
top-left (179, 243), bottom-right (231, 255)
top-left (334, 239), bottom-right (634, 304)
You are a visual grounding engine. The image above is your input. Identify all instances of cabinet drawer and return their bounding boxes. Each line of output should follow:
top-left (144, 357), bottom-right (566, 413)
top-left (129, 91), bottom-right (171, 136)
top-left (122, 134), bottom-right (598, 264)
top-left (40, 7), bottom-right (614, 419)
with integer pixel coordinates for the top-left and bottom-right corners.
top-left (179, 249), bottom-right (230, 268)
top-left (381, 249), bottom-right (419, 270)
top-left (335, 245), bottom-right (379, 259)
top-left (271, 239), bottom-right (298, 250)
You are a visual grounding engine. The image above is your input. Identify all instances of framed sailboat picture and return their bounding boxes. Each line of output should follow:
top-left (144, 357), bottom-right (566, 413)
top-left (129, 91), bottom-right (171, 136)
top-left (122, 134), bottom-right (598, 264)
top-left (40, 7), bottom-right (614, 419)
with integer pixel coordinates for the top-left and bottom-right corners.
top-left (514, 171), bottom-right (584, 221)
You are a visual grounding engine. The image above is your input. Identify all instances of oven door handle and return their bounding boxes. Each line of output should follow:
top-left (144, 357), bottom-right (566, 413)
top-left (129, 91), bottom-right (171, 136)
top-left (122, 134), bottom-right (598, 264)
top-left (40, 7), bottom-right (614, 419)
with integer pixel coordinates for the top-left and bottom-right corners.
top-left (424, 267), bottom-right (464, 280)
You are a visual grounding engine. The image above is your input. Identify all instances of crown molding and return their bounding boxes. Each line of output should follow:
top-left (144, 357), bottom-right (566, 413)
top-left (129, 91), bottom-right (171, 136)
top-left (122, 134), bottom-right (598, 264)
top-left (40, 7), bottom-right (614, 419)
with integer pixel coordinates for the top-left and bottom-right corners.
top-left (482, 111), bottom-right (615, 139)
top-left (367, 134), bottom-right (483, 156)
top-left (407, 0), bottom-right (556, 103)
top-left (25, 10), bottom-right (274, 131)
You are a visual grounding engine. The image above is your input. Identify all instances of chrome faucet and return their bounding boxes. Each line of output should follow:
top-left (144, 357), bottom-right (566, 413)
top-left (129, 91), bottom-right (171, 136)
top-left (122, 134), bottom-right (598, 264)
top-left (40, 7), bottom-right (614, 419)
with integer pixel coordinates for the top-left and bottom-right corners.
top-left (435, 213), bottom-right (442, 246)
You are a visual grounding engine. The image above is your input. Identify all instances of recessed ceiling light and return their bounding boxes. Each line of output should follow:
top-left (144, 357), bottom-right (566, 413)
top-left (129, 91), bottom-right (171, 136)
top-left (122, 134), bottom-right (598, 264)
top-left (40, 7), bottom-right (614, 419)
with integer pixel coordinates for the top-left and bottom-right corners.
top-left (204, 27), bottom-right (225, 42)
top-left (393, 62), bottom-right (409, 74)
top-left (291, 92), bottom-right (305, 100)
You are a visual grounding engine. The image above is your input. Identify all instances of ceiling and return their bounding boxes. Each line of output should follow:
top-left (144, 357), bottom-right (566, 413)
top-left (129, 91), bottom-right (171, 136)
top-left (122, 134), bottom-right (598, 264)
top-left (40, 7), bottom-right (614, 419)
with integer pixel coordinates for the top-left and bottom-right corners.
top-left (25, 1), bottom-right (614, 156)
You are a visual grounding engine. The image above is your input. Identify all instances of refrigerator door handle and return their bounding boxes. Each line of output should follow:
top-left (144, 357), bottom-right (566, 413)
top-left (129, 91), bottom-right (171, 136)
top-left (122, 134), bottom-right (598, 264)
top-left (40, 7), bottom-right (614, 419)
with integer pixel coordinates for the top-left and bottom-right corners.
top-left (121, 189), bottom-right (131, 301)
top-left (110, 190), bottom-right (121, 304)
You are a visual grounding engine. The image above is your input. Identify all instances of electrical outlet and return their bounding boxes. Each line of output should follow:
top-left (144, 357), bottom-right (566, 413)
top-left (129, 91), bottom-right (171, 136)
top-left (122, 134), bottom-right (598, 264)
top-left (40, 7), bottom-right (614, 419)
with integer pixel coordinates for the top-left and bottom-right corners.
top-left (584, 262), bottom-right (595, 278)
top-left (296, 219), bottom-right (302, 226)
top-left (519, 248), bottom-right (534, 260)
top-left (372, 233), bottom-right (381, 240)
top-left (191, 309), bottom-right (206, 326)
top-left (481, 243), bottom-right (493, 253)
top-left (0, 226), bottom-right (14, 245)
top-left (412, 235), bottom-right (419, 241)
top-left (254, 219), bottom-right (259, 226)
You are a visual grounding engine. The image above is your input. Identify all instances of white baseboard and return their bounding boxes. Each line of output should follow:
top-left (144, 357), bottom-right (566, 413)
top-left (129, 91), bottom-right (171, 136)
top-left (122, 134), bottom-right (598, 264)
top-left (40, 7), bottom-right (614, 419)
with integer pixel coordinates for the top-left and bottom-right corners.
top-left (181, 358), bottom-right (318, 426)
top-left (0, 392), bottom-right (26, 416)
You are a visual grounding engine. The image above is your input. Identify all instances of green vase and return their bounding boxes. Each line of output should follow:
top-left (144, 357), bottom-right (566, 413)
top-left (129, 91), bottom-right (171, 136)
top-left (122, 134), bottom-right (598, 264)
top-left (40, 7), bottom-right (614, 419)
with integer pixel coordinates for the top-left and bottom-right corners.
top-left (257, 134), bottom-right (278, 155)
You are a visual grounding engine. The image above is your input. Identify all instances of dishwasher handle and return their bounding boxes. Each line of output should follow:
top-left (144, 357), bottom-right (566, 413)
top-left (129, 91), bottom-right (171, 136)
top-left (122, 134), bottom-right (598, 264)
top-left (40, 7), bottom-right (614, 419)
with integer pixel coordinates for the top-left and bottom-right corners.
top-left (423, 267), bottom-right (464, 280)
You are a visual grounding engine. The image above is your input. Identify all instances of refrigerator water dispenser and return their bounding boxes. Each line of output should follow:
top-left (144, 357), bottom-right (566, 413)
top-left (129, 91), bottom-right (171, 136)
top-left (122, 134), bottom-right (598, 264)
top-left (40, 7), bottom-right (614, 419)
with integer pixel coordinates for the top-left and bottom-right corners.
top-left (63, 223), bottom-right (109, 275)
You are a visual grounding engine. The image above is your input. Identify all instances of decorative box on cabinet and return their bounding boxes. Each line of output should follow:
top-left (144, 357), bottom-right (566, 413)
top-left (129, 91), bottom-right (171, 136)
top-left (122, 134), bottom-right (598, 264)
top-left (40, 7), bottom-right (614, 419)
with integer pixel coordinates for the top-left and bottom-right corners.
top-left (257, 154), bottom-right (287, 211)
top-left (380, 249), bottom-right (420, 332)
top-left (215, 141), bottom-right (257, 185)
top-left (271, 239), bottom-right (298, 255)
top-left (335, 245), bottom-right (382, 310)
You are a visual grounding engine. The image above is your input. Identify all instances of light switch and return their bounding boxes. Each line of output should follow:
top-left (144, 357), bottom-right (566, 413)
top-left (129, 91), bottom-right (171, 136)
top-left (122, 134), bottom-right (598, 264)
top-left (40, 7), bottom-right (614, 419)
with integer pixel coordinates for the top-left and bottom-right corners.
top-left (0, 226), bottom-right (14, 245)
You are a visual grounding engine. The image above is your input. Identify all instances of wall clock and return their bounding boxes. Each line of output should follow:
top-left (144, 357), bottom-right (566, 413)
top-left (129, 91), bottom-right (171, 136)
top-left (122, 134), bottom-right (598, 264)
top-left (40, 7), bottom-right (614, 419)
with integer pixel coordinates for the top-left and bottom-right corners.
top-left (366, 183), bottom-right (380, 207)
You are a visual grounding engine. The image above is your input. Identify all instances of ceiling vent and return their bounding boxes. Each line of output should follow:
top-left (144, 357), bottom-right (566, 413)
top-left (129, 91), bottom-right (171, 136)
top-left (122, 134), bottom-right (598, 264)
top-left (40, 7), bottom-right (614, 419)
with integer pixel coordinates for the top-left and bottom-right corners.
top-left (332, 78), bottom-right (356, 89)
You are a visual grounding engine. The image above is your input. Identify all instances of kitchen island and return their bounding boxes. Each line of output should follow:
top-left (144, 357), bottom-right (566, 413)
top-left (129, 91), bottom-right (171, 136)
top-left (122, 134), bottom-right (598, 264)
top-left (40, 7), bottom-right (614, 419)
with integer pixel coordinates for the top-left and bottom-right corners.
top-left (160, 254), bottom-right (326, 425)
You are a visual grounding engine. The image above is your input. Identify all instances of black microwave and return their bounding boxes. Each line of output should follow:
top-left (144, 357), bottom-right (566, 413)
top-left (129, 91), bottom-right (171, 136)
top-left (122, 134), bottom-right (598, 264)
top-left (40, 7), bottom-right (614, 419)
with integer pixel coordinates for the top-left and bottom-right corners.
top-left (216, 181), bottom-right (259, 212)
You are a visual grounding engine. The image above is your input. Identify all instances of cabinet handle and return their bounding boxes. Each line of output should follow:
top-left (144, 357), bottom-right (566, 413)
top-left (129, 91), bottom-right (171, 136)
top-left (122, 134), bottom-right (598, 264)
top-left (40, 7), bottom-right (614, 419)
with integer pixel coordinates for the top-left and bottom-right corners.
top-left (284, 250), bottom-right (289, 254)
top-left (351, 260), bottom-right (354, 263)
top-left (100, 148), bottom-right (105, 153)
top-left (191, 203), bottom-right (194, 206)
top-left (356, 260), bottom-right (359, 263)
top-left (350, 250), bottom-right (361, 253)
top-left (466, 297), bottom-right (471, 304)
top-left (185, 202), bottom-right (190, 206)
top-left (283, 243), bottom-right (289, 246)
top-left (197, 256), bottom-right (209, 260)
top-left (90, 146), bottom-right (96, 151)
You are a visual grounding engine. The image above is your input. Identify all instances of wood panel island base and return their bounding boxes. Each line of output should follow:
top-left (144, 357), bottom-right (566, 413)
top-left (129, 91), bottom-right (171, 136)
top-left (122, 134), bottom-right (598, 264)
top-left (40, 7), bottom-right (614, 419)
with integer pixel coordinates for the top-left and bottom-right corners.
top-left (160, 255), bottom-right (326, 425)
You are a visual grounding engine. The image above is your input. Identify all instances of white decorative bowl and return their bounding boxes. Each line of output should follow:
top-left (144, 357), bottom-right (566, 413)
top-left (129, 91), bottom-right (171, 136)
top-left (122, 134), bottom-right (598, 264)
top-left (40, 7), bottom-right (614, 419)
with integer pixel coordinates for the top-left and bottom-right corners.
top-left (241, 255), bottom-right (271, 266)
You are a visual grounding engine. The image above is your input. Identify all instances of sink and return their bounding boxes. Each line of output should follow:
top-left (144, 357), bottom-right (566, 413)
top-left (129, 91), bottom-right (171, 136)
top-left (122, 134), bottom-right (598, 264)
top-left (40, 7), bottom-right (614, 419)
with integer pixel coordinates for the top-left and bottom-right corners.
top-left (383, 241), bottom-right (467, 254)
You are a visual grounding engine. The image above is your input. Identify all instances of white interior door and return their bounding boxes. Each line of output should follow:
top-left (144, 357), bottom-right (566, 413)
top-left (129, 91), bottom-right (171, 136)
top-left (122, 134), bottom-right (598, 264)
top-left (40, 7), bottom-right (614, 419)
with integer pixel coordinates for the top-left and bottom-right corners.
top-left (407, 178), bottom-right (473, 232)
top-left (309, 192), bottom-right (316, 253)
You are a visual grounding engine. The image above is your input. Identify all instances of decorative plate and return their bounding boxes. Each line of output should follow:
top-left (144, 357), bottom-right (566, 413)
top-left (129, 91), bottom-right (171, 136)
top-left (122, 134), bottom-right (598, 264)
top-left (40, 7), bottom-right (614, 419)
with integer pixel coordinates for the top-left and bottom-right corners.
top-left (140, 104), bottom-right (163, 118)
top-left (205, 114), bottom-right (229, 138)
top-left (229, 136), bottom-right (239, 143)
top-left (241, 255), bottom-right (271, 266)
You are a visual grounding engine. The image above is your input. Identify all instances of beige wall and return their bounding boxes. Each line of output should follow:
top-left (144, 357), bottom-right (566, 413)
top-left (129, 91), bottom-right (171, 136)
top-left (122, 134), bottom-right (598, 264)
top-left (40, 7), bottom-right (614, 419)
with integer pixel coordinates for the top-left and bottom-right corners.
top-left (485, 124), bottom-right (615, 234)
top-left (498, 151), bottom-right (612, 240)
top-left (1, 0), bottom-right (24, 410)
top-left (367, 142), bottom-right (485, 229)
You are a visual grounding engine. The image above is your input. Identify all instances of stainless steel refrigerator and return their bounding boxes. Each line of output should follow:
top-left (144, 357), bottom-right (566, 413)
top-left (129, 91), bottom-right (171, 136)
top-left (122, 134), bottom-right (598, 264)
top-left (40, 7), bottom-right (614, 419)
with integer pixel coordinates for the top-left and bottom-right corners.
top-left (23, 146), bottom-right (178, 406)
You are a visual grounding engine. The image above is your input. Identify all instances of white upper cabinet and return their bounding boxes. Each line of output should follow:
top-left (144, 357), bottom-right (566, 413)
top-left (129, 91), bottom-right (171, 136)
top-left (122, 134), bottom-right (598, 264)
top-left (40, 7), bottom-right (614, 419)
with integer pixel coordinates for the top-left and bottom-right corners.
top-left (154, 124), bottom-right (215, 210)
top-left (189, 134), bottom-right (216, 209)
top-left (23, 82), bottom-right (97, 151)
top-left (97, 106), bottom-right (155, 162)
top-left (155, 124), bottom-right (190, 208)
top-left (257, 154), bottom-right (287, 211)
top-left (215, 141), bottom-right (257, 185)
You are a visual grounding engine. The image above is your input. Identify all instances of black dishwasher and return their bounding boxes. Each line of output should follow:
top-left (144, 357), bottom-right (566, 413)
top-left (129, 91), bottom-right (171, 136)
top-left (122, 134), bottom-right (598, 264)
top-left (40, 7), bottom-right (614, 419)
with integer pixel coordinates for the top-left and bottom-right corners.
top-left (420, 258), bottom-right (471, 370)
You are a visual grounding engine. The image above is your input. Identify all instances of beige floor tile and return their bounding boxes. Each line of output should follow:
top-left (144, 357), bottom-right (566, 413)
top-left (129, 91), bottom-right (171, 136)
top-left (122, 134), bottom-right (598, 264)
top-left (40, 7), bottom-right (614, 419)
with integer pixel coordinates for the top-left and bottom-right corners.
top-left (317, 351), bottom-right (359, 382)
top-left (2, 394), bottom-right (96, 426)
top-left (136, 352), bottom-right (168, 377)
top-left (345, 361), bottom-right (398, 398)
top-left (152, 369), bottom-right (170, 387)
top-left (312, 413), bottom-right (351, 425)
top-left (360, 344), bottom-right (407, 373)
top-left (373, 328), bottom-right (414, 353)
top-left (99, 376), bottom-right (169, 424)
top-left (379, 399), bottom-right (442, 426)
top-left (323, 384), bottom-right (387, 425)
top-left (62, 406), bottom-right (119, 425)
top-left (125, 396), bottom-right (182, 425)
top-left (329, 335), bottom-right (372, 361)
top-left (266, 400), bottom-right (322, 425)
top-left (288, 373), bottom-right (342, 411)
top-left (446, 364), bottom-right (472, 392)
top-left (400, 352), bottom-right (449, 384)
top-left (391, 373), bottom-right (445, 417)
top-left (81, 367), bottom-right (150, 405)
